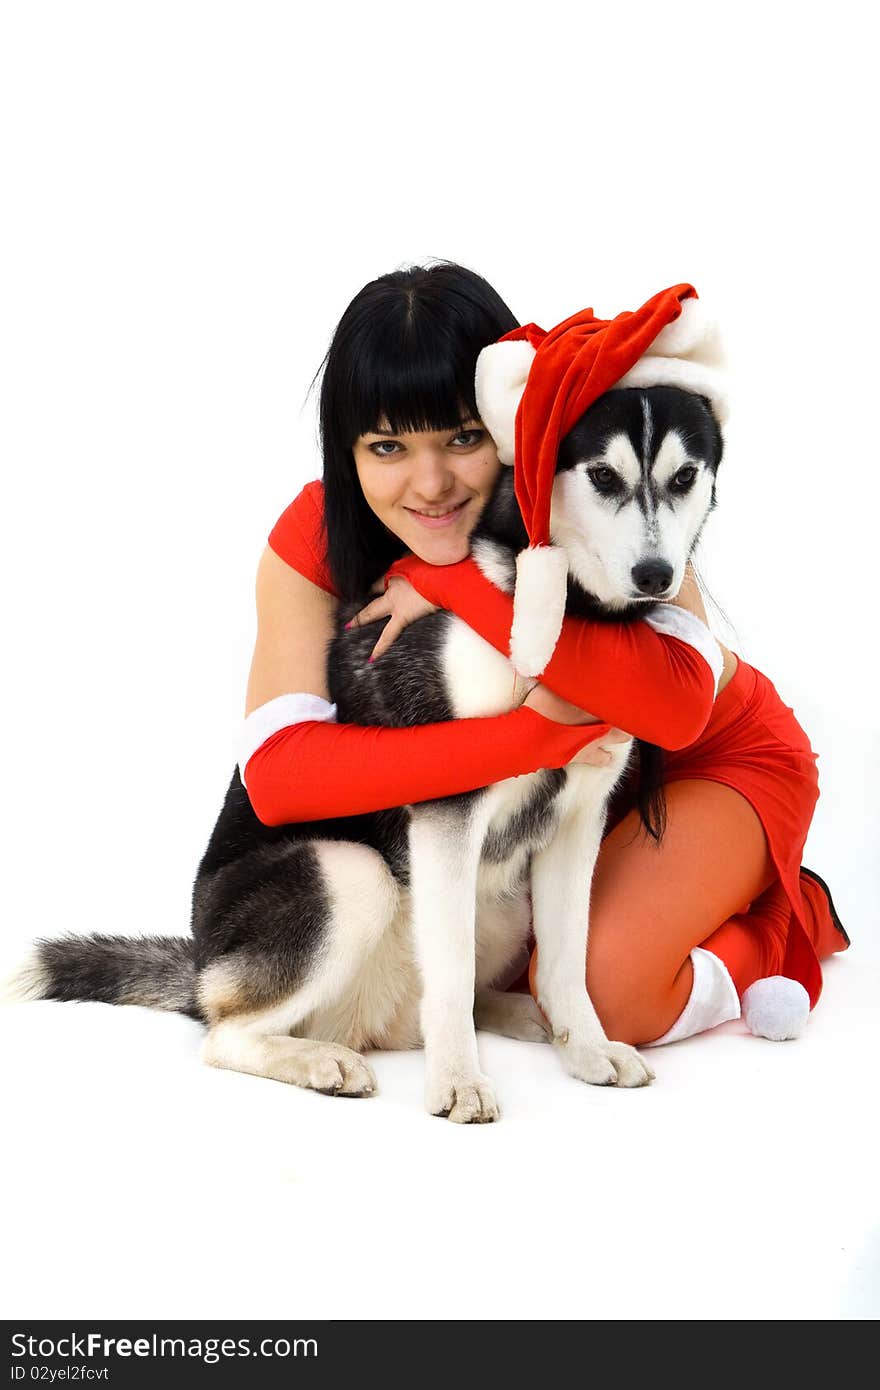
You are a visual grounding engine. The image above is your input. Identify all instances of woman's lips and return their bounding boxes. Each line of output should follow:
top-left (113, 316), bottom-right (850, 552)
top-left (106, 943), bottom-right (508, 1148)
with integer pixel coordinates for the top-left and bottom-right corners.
top-left (405, 500), bottom-right (469, 529)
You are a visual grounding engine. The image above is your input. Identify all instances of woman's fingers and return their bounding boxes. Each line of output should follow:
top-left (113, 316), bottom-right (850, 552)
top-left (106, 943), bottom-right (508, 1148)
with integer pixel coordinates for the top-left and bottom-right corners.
top-left (345, 595), bottom-right (391, 630)
top-left (368, 619), bottom-right (405, 663)
top-left (344, 593), bottom-right (404, 661)
top-left (346, 575), bottom-right (440, 662)
top-left (342, 595), bottom-right (399, 661)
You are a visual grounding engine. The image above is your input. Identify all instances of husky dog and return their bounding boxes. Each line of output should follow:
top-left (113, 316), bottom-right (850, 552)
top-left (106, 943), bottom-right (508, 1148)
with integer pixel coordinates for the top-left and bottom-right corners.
top-left (9, 385), bottom-right (723, 1124)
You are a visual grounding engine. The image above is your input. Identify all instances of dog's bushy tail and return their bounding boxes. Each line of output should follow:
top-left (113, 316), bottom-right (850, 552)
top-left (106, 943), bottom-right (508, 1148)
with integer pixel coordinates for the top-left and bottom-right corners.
top-left (2, 935), bottom-right (200, 1020)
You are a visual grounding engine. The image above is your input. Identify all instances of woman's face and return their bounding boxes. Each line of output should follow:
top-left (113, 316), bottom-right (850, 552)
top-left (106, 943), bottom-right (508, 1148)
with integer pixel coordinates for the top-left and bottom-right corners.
top-left (353, 416), bottom-right (502, 564)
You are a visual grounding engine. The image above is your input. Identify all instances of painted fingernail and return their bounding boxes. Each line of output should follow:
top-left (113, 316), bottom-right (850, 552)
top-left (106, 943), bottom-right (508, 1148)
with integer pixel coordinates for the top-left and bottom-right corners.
top-left (344, 621), bottom-right (352, 630)
top-left (367, 656), bottom-right (374, 664)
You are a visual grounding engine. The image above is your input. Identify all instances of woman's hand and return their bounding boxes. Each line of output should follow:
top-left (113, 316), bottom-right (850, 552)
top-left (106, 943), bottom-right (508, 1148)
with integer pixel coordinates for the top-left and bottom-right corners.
top-left (523, 684), bottom-right (631, 767)
top-left (346, 575), bottom-right (440, 663)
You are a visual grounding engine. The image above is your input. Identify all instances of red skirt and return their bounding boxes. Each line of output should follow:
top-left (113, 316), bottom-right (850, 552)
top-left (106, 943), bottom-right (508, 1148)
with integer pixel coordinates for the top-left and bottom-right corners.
top-left (645, 657), bottom-right (825, 1005)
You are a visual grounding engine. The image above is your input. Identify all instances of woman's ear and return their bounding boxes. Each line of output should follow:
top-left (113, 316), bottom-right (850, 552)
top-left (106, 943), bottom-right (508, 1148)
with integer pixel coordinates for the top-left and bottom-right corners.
top-left (474, 340), bottom-right (536, 466)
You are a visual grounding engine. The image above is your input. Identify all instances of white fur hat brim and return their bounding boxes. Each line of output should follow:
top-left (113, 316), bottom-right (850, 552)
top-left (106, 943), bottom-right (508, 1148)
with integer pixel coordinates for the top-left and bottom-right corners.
top-left (474, 339), bottom-right (536, 465)
top-left (615, 298), bottom-right (728, 425)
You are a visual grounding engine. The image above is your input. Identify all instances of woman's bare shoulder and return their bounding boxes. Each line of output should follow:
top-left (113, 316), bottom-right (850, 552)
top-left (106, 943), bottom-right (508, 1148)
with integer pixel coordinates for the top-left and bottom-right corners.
top-left (245, 546), bottom-right (339, 715)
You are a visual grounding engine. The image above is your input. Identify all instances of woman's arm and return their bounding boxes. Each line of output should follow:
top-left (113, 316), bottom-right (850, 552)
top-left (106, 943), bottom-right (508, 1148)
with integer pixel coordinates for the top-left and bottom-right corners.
top-left (663, 563), bottom-right (738, 694)
top-left (243, 707), bottom-right (614, 826)
top-left (246, 546), bottom-right (338, 712)
top-left (381, 554), bottom-right (723, 749)
top-left (240, 549), bottom-right (613, 827)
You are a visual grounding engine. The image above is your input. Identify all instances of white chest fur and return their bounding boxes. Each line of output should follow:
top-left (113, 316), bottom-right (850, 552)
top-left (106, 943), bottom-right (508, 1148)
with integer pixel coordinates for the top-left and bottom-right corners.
top-left (441, 615), bottom-right (527, 719)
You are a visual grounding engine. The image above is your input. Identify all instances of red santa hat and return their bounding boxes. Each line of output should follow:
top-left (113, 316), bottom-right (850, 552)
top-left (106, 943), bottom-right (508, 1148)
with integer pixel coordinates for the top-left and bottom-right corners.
top-left (474, 283), bottom-right (727, 677)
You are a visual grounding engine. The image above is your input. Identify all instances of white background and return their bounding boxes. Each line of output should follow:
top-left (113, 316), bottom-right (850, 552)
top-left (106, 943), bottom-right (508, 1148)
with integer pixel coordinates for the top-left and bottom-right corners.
top-left (1, 0), bottom-right (878, 1323)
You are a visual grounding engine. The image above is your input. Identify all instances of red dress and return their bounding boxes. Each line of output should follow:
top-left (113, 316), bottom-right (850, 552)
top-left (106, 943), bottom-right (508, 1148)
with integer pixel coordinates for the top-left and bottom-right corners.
top-left (646, 659), bottom-right (825, 1004)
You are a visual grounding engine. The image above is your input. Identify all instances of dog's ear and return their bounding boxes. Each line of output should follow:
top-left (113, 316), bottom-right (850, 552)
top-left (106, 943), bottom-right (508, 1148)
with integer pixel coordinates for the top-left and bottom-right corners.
top-left (695, 394), bottom-right (725, 468)
top-left (475, 340), bottom-right (536, 465)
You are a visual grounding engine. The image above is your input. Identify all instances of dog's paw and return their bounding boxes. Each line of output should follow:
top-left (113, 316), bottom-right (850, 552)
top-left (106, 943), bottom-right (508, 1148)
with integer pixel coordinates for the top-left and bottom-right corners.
top-left (295, 1043), bottom-right (378, 1097)
top-left (559, 1039), bottom-right (654, 1088)
top-left (202, 1029), bottom-right (378, 1097)
top-left (474, 989), bottom-right (552, 1043)
top-left (426, 1071), bottom-right (500, 1124)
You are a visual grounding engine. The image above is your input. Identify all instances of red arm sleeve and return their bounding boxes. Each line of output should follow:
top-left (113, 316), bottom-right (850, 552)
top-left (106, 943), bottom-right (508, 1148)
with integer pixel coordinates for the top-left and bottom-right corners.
top-left (243, 707), bottom-right (612, 827)
top-left (385, 554), bottom-right (719, 749)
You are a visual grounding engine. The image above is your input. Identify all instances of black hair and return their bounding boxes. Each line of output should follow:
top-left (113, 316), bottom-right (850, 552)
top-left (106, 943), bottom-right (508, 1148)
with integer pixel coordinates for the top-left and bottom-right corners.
top-left (312, 260), bottom-right (519, 600)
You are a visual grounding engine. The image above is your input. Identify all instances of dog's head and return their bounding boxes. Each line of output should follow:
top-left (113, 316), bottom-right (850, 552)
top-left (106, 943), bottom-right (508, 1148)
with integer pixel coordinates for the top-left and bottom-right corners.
top-left (474, 383), bottom-right (723, 620)
top-left (474, 300), bottom-right (727, 673)
top-left (551, 384), bottom-right (723, 613)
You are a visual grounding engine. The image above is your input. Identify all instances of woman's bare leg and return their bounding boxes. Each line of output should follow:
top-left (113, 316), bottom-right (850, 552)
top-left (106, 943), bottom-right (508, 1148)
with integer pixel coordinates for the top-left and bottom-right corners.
top-left (530, 779), bottom-right (776, 1045)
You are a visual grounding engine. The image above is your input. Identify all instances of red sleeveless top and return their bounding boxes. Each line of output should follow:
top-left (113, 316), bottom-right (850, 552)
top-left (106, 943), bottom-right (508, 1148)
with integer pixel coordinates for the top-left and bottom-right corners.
top-left (269, 480), bottom-right (336, 596)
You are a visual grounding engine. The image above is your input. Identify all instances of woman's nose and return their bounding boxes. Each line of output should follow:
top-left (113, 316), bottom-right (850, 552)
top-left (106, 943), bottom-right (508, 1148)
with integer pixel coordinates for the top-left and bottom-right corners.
top-left (410, 447), bottom-right (456, 500)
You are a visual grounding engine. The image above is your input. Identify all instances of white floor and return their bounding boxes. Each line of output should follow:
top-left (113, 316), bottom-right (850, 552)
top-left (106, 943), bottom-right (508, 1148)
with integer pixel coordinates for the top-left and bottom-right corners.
top-left (2, 922), bottom-right (877, 1323)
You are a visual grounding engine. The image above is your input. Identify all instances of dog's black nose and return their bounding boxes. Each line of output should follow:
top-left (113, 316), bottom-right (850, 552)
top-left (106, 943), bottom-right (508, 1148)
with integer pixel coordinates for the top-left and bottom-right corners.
top-left (632, 559), bottom-right (674, 595)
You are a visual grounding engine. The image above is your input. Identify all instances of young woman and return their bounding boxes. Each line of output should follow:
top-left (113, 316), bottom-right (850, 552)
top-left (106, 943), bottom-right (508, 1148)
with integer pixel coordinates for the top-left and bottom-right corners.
top-left (239, 260), bottom-right (848, 1050)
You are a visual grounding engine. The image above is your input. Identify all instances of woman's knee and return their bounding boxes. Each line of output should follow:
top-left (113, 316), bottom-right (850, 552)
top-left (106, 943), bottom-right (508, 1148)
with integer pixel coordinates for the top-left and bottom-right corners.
top-left (584, 934), bottom-right (692, 1046)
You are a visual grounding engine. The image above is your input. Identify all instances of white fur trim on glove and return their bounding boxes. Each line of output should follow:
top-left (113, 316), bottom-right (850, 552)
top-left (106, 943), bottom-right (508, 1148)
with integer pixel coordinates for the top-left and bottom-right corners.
top-left (645, 947), bottom-right (741, 1046)
top-left (642, 604), bottom-right (724, 692)
top-left (616, 298), bottom-right (728, 427)
top-left (510, 545), bottom-right (570, 678)
top-left (238, 692), bottom-right (337, 787)
top-left (474, 340), bottom-right (536, 466)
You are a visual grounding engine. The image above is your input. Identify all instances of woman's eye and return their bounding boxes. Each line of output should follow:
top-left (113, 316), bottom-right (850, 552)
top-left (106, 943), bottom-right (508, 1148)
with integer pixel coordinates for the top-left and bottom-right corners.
top-left (588, 465), bottom-right (621, 493)
top-left (671, 466), bottom-right (697, 491)
top-left (369, 441), bottom-right (402, 457)
top-left (451, 429), bottom-right (485, 447)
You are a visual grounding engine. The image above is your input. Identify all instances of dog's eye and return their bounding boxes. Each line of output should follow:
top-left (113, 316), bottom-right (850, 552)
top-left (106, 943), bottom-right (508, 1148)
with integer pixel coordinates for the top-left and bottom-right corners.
top-left (588, 466), bottom-right (622, 494)
top-left (670, 466), bottom-right (698, 492)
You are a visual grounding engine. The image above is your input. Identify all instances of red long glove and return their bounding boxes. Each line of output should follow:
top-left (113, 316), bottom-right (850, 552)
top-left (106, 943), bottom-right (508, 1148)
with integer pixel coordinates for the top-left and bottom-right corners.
top-left (243, 706), bottom-right (612, 827)
top-left (386, 554), bottom-right (719, 749)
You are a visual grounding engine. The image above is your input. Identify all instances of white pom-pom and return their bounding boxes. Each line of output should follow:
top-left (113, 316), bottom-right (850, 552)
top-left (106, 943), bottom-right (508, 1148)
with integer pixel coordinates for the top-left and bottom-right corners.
top-left (649, 298), bottom-right (724, 363)
top-left (741, 976), bottom-right (811, 1041)
top-left (509, 545), bottom-right (569, 678)
top-left (475, 340), bottom-right (536, 466)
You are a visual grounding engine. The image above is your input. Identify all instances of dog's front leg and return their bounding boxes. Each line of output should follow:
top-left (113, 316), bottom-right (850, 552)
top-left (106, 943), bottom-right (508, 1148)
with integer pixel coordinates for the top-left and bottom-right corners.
top-left (408, 799), bottom-right (499, 1124)
top-left (530, 773), bottom-right (654, 1088)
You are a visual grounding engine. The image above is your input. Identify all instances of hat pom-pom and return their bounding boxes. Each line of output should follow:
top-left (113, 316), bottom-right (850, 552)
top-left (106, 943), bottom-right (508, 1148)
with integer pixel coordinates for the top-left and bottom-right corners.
top-left (510, 546), bottom-right (569, 678)
top-left (650, 298), bottom-right (724, 364)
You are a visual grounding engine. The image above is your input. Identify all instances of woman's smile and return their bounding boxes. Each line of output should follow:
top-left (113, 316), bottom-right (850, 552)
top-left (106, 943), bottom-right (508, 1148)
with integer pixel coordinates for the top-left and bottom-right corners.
top-left (405, 498), bottom-right (471, 527)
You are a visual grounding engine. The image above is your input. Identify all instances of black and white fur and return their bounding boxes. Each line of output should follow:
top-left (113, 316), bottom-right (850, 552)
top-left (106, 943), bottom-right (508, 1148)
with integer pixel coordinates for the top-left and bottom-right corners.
top-left (7, 386), bottom-right (723, 1123)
